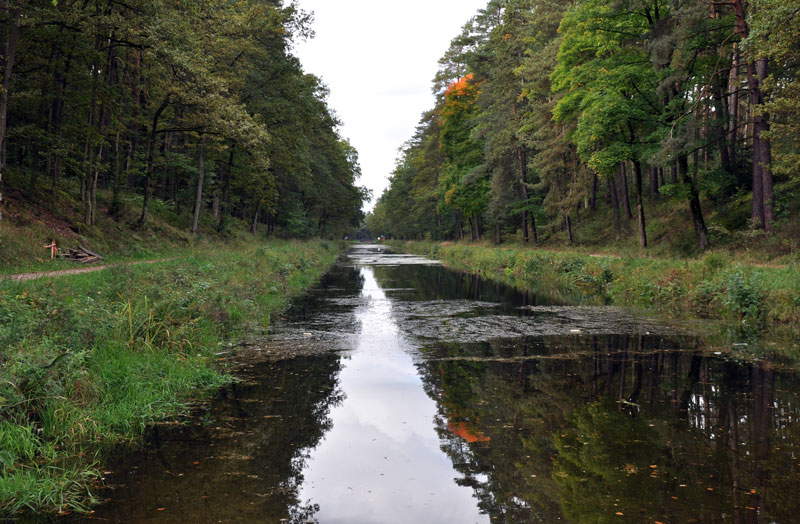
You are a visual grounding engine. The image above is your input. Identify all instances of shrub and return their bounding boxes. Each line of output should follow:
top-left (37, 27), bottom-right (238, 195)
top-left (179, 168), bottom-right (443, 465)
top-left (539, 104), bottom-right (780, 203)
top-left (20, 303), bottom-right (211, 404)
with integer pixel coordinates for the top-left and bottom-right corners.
top-left (723, 269), bottom-right (765, 327)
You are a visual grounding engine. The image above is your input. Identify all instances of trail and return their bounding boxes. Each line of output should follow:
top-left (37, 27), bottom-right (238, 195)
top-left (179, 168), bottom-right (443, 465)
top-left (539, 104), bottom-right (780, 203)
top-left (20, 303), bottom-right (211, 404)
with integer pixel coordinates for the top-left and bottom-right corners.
top-left (1, 258), bottom-right (173, 283)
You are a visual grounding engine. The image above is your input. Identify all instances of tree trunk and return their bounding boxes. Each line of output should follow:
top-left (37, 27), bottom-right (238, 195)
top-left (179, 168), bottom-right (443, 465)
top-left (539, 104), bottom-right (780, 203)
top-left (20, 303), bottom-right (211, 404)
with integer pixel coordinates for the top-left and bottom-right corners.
top-left (138, 96), bottom-right (170, 228)
top-left (83, 144), bottom-right (95, 225)
top-left (90, 147), bottom-right (101, 225)
top-left (590, 173), bottom-right (598, 211)
top-left (712, 76), bottom-right (732, 173)
top-left (521, 211), bottom-right (529, 243)
top-left (212, 182), bottom-right (220, 219)
top-left (125, 48), bottom-right (141, 189)
top-left (608, 176), bottom-right (621, 232)
top-left (751, 137), bottom-right (764, 222)
top-left (731, 0), bottom-right (774, 232)
top-left (678, 155), bottom-right (710, 250)
top-left (565, 215), bottom-right (573, 244)
top-left (495, 222), bottom-right (502, 244)
top-left (251, 203), bottom-right (260, 234)
top-left (217, 148), bottom-right (233, 233)
top-left (470, 215), bottom-right (480, 241)
top-left (191, 136), bottom-right (206, 234)
top-left (753, 58), bottom-right (775, 232)
top-left (728, 44), bottom-right (740, 166)
top-left (530, 212), bottom-right (538, 245)
top-left (518, 146), bottom-right (530, 244)
top-left (618, 162), bottom-right (633, 220)
top-left (0, 1), bottom-right (21, 222)
top-left (83, 36), bottom-right (103, 226)
top-left (649, 167), bottom-right (659, 197)
top-left (632, 159), bottom-right (647, 248)
top-left (110, 130), bottom-right (122, 216)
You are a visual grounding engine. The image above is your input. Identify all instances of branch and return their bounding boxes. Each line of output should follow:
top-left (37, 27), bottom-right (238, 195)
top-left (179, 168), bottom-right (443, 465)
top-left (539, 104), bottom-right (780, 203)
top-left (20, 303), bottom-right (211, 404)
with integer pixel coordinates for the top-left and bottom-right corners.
top-left (155, 127), bottom-right (223, 135)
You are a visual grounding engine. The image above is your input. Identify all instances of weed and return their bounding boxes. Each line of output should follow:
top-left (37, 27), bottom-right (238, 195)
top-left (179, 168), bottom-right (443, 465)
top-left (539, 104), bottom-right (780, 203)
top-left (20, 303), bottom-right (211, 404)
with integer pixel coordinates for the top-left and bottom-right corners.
top-left (723, 269), bottom-right (765, 328)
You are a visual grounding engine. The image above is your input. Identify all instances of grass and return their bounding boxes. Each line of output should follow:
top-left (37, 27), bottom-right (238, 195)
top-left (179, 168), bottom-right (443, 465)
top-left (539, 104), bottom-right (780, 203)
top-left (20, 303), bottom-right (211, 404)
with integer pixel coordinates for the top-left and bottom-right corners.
top-left (0, 239), bottom-right (343, 515)
top-left (395, 241), bottom-right (800, 346)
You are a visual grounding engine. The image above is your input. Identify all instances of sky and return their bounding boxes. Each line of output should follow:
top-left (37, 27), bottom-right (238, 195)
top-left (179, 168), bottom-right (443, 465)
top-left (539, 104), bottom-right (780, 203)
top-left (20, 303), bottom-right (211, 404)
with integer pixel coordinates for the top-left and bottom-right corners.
top-left (292, 0), bottom-right (489, 212)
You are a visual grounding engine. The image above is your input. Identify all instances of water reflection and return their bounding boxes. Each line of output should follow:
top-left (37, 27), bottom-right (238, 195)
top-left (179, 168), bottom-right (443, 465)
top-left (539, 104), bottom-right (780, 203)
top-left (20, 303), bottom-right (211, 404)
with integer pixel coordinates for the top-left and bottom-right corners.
top-left (65, 244), bottom-right (800, 524)
top-left (416, 336), bottom-right (800, 523)
top-left (64, 354), bottom-right (343, 523)
top-left (292, 267), bottom-right (486, 523)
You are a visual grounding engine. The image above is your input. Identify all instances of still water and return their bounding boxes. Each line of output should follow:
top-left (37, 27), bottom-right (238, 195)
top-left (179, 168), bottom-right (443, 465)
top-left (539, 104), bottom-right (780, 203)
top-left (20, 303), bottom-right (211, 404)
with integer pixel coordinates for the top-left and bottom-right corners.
top-left (75, 245), bottom-right (800, 523)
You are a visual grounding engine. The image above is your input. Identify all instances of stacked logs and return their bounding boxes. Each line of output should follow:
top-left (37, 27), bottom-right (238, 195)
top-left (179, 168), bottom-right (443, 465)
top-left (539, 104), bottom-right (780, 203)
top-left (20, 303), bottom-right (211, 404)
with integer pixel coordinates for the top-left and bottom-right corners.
top-left (60, 246), bottom-right (103, 264)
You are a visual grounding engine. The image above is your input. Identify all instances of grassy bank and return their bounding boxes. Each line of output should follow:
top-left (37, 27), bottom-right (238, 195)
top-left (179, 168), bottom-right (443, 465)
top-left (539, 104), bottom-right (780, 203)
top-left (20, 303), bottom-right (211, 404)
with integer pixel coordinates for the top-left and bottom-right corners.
top-left (0, 182), bottom-right (299, 276)
top-left (0, 240), bottom-right (342, 515)
top-left (395, 241), bottom-right (800, 340)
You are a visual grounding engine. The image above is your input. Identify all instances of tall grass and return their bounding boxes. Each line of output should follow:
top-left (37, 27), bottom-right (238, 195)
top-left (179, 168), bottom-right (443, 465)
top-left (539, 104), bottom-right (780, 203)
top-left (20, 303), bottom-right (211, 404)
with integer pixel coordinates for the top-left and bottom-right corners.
top-left (0, 240), bottom-right (342, 514)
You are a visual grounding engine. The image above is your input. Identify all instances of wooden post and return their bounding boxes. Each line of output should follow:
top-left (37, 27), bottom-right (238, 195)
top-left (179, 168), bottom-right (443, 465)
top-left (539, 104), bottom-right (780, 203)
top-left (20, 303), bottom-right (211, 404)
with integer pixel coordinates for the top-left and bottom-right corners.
top-left (44, 240), bottom-right (57, 260)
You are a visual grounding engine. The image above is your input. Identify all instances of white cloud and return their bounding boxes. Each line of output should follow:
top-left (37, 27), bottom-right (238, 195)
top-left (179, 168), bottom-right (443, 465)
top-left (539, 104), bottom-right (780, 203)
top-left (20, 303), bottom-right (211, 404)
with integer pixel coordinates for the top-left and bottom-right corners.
top-left (293, 0), bottom-right (489, 211)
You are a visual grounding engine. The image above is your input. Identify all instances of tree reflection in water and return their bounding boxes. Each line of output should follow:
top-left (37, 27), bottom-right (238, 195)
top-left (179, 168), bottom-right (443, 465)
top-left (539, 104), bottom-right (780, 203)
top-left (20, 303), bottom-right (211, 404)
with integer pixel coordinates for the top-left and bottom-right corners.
top-left (415, 334), bottom-right (799, 523)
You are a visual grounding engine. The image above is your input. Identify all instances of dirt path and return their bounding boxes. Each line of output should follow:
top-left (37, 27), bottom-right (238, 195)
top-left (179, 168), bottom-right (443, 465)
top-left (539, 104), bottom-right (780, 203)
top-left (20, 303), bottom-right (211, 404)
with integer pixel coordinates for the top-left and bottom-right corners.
top-left (1, 258), bottom-right (173, 283)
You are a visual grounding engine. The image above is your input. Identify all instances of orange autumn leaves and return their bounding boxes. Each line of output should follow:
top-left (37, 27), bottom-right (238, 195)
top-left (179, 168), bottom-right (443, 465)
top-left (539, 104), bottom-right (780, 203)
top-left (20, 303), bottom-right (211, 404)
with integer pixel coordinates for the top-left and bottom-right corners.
top-left (444, 73), bottom-right (475, 98)
top-left (441, 73), bottom-right (482, 118)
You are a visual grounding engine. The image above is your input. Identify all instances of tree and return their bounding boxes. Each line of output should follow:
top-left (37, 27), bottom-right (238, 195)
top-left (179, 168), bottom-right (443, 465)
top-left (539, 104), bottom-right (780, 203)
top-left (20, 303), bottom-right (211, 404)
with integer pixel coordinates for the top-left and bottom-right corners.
top-left (552, 0), bottom-right (668, 248)
top-left (439, 74), bottom-right (488, 240)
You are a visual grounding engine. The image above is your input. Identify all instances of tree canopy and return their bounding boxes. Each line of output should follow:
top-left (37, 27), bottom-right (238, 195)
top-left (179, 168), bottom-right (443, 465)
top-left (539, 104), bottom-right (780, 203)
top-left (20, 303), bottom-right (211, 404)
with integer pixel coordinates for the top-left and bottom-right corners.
top-left (367, 0), bottom-right (800, 251)
top-left (0, 0), bottom-right (367, 237)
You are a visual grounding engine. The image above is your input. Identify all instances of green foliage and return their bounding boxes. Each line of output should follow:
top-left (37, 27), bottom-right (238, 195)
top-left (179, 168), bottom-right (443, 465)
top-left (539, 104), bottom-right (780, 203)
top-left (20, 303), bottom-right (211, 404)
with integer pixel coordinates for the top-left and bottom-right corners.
top-left (552, 0), bottom-right (660, 173)
top-left (1, 0), bottom-right (366, 237)
top-left (369, 0), bottom-right (799, 252)
top-left (723, 269), bottom-right (765, 327)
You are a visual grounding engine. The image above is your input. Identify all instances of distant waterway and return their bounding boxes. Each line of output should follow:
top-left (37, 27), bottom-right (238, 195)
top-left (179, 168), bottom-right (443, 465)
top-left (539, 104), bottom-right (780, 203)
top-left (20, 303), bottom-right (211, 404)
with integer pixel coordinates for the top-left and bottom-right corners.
top-left (67, 244), bottom-right (800, 523)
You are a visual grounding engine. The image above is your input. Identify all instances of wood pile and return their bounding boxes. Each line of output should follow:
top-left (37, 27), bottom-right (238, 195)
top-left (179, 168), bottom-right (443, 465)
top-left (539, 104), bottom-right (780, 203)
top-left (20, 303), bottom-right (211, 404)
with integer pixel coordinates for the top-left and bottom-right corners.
top-left (60, 246), bottom-right (104, 264)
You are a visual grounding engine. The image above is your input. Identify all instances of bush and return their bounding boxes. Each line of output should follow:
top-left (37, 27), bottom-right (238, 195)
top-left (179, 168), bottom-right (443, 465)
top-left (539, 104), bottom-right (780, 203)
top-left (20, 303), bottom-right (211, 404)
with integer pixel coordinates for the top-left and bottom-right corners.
top-left (724, 269), bottom-right (765, 327)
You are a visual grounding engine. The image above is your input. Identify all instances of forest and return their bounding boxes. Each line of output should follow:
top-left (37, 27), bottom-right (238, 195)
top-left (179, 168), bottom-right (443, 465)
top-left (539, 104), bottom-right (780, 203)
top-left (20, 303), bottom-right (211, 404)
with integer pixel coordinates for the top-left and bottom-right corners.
top-left (367, 0), bottom-right (800, 253)
top-left (0, 0), bottom-right (368, 239)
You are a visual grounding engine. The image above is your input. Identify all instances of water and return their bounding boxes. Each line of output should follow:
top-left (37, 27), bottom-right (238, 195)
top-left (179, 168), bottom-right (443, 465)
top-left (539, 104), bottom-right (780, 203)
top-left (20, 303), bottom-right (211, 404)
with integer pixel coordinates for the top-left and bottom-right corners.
top-left (72, 244), bottom-right (800, 523)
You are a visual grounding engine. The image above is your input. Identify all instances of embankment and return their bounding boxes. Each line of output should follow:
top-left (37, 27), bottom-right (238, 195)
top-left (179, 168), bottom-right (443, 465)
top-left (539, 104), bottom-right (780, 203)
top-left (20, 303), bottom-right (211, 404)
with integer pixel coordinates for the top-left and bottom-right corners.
top-left (0, 240), bottom-right (342, 515)
top-left (394, 241), bottom-right (800, 339)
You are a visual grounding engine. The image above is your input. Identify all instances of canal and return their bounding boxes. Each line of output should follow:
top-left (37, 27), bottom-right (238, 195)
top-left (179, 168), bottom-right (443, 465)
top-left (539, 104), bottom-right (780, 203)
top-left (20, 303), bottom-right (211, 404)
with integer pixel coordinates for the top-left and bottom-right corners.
top-left (75, 244), bottom-right (800, 523)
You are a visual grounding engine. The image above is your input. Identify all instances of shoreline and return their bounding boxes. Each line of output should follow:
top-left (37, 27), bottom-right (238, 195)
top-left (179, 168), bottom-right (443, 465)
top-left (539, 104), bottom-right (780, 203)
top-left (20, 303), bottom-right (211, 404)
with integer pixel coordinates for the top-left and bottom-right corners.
top-left (393, 241), bottom-right (800, 354)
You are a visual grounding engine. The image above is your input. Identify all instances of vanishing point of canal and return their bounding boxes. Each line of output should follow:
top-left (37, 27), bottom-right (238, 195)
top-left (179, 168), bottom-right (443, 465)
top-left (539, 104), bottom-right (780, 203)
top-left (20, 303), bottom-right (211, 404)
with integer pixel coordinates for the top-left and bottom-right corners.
top-left (73, 245), bottom-right (800, 523)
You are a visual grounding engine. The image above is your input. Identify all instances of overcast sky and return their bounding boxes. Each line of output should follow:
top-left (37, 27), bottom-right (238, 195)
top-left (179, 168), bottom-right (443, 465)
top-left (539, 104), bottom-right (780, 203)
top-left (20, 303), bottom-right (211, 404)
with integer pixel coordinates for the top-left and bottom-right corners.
top-left (292, 0), bottom-right (488, 211)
